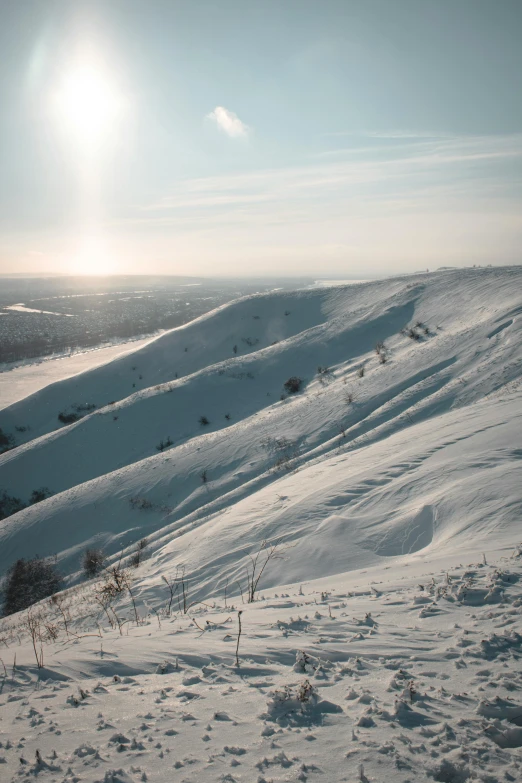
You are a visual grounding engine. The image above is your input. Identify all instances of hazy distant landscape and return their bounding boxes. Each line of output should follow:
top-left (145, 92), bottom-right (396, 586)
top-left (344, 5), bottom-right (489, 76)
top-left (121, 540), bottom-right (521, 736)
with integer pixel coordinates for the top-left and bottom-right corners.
top-left (0, 275), bottom-right (312, 364)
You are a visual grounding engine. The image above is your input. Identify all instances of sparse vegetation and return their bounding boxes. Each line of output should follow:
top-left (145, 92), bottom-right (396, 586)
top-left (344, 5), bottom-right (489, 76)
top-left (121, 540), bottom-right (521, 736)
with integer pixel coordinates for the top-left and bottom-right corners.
top-left (0, 490), bottom-right (26, 521)
top-left (73, 403), bottom-right (96, 414)
top-left (262, 435), bottom-right (300, 472)
top-left (129, 496), bottom-right (172, 514)
top-left (283, 376), bottom-right (303, 394)
top-left (199, 415), bottom-right (210, 426)
top-left (242, 540), bottom-right (288, 603)
top-left (130, 538), bottom-right (148, 568)
top-left (129, 496), bottom-right (155, 511)
top-left (0, 427), bottom-right (14, 453)
top-left (156, 436), bottom-right (173, 452)
top-left (29, 487), bottom-right (52, 504)
top-left (58, 411), bottom-right (80, 425)
top-left (2, 556), bottom-right (62, 616)
top-left (406, 326), bottom-right (422, 341)
top-left (82, 548), bottom-right (105, 577)
top-left (357, 365), bottom-right (365, 378)
top-left (317, 366), bottom-right (332, 385)
top-left (375, 341), bottom-right (388, 364)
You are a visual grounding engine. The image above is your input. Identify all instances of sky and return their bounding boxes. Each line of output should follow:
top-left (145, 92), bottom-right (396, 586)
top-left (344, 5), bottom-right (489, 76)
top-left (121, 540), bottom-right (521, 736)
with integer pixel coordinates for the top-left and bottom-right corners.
top-left (0, 0), bottom-right (521, 278)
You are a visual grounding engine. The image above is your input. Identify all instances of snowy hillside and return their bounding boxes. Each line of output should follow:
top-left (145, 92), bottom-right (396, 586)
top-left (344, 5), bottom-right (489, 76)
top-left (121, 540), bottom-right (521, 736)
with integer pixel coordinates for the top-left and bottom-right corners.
top-left (0, 266), bottom-right (521, 783)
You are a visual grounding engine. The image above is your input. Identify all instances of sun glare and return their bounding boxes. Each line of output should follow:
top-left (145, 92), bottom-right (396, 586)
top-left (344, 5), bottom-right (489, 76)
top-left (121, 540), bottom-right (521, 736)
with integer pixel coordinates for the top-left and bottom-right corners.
top-left (53, 55), bottom-right (123, 150)
top-left (69, 236), bottom-right (115, 276)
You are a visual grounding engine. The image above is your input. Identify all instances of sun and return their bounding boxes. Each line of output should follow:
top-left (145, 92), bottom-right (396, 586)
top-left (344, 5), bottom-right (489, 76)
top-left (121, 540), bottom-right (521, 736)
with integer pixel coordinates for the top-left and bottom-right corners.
top-left (53, 55), bottom-right (123, 151)
top-left (69, 237), bottom-right (116, 276)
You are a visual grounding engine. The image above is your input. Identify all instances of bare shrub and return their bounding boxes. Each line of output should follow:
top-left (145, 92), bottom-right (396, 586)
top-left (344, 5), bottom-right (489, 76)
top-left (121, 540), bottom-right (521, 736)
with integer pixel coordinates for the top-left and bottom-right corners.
top-left (375, 341), bottom-right (388, 364)
top-left (0, 427), bottom-right (14, 454)
top-left (161, 575), bottom-right (177, 616)
top-left (2, 556), bottom-right (62, 616)
top-left (29, 487), bottom-right (52, 504)
top-left (356, 366), bottom-right (365, 378)
top-left (24, 608), bottom-right (45, 668)
top-left (261, 435), bottom-right (300, 472)
top-left (129, 496), bottom-right (155, 511)
top-left (199, 415), bottom-right (210, 426)
top-left (130, 538), bottom-right (148, 568)
top-left (156, 436), bottom-right (173, 452)
top-left (0, 490), bottom-right (26, 521)
top-left (283, 376), bottom-right (303, 394)
top-left (98, 565), bottom-right (127, 598)
top-left (406, 327), bottom-right (421, 341)
top-left (317, 366), bottom-right (332, 385)
top-left (58, 411), bottom-right (80, 425)
top-left (261, 435), bottom-right (294, 453)
top-left (82, 548), bottom-right (105, 578)
top-left (243, 540), bottom-right (289, 603)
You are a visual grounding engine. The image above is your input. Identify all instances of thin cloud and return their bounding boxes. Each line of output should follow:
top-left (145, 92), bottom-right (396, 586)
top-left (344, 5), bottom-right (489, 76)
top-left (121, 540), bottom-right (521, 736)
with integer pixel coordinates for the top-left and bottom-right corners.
top-left (206, 106), bottom-right (250, 138)
top-left (140, 133), bottom-right (522, 213)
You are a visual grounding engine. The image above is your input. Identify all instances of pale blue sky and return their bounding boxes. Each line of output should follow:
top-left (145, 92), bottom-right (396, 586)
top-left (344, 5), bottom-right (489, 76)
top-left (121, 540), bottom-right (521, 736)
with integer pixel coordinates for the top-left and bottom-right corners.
top-left (0, 0), bottom-right (521, 276)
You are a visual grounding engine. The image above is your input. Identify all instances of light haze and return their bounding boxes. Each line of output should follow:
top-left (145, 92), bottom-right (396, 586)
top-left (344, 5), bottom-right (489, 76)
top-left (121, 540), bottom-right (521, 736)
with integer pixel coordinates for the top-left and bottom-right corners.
top-left (0, 0), bottom-right (521, 277)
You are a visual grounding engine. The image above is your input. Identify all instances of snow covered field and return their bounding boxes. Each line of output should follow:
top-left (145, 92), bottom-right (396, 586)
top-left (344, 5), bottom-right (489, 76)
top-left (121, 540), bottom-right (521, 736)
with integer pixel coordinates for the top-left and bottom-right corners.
top-left (0, 266), bottom-right (521, 782)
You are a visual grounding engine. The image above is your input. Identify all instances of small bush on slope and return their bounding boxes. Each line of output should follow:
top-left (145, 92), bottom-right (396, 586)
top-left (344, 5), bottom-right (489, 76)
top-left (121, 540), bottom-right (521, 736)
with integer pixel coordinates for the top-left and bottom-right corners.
top-left (58, 411), bottom-right (80, 425)
top-left (129, 538), bottom-right (148, 568)
top-left (29, 487), bottom-right (52, 504)
top-left (1, 556), bottom-right (62, 616)
top-left (82, 548), bottom-right (105, 578)
top-left (0, 490), bottom-right (26, 521)
top-left (283, 376), bottom-right (303, 394)
top-left (0, 427), bottom-right (14, 454)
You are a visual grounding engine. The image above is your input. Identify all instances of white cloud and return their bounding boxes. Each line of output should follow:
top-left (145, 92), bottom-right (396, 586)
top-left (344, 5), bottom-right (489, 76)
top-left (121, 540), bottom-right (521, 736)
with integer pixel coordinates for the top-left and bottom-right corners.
top-left (206, 106), bottom-right (249, 138)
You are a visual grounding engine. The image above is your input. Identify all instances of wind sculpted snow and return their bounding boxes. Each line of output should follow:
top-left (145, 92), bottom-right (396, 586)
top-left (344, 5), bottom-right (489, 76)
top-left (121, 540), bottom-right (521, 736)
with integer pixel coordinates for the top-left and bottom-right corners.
top-left (0, 267), bottom-right (521, 782)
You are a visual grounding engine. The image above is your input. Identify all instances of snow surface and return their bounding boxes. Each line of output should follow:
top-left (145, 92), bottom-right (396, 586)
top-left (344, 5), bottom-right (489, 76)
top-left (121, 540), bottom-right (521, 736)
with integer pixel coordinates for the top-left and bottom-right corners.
top-left (0, 266), bottom-right (521, 782)
top-left (0, 338), bottom-right (156, 411)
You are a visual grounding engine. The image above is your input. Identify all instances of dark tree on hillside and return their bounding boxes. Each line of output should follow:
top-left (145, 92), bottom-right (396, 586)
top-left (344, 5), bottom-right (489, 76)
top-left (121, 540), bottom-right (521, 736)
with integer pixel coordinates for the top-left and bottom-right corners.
top-left (30, 487), bottom-right (52, 504)
top-left (0, 490), bottom-right (26, 521)
top-left (0, 427), bottom-right (14, 454)
top-left (2, 556), bottom-right (62, 616)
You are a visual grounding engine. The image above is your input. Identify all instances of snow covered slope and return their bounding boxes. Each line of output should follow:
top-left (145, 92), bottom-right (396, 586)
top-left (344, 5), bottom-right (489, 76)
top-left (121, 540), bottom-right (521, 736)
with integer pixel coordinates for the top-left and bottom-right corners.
top-left (0, 267), bottom-right (521, 783)
top-left (0, 266), bottom-right (520, 582)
